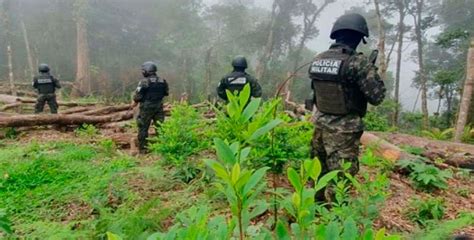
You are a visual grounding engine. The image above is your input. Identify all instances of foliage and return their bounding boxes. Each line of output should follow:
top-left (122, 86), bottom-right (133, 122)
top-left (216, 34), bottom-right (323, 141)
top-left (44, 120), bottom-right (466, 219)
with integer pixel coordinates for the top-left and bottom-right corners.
top-left (409, 212), bottom-right (474, 240)
top-left (251, 114), bottom-right (313, 173)
top-left (280, 159), bottom-right (339, 238)
top-left (364, 111), bottom-right (390, 132)
top-left (406, 197), bottom-right (445, 226)
top-left (461, 126), bottom-right (474, 144)
top-left (75, 123), bottom-right (99, 137)
top-left (397, 159), bottom-right (453, 191)
top-left (421, 128), bottom-right (453, 141)
top-left (147, 206), bottom-right (232, 240)
top-left (0, 209), bottom-right (12, 234)
top-left (149, 104), bottom-right (209, 182)
top-left (215, 84), bottom-right (282, 146)
top-left (205, 138), bottom-right (269, 240)
top-left (360, 148), bottom-right (394, 172)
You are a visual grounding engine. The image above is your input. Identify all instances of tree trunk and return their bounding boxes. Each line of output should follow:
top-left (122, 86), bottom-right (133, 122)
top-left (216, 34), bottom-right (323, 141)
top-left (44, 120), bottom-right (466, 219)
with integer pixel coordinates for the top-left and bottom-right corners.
top-left (72, 0), bottom-right (91, 97)
top-left (454, 39), bottom-right (474, 142)
top-left (7, 45), bottom-right (16, 96)
top-left (20, 17), bottom-right (35, 79)
top-left (373, 0), bottom-right (387, 80)
top-left (393, 1), bottom-right (406, 126)
top-left (255, 0), bottom-right (278, 82)
top-left (204, 47), bottom-right (213, 100)
top-left (0, 112), bottom-right (134, 128)
top-left (369, 132), bottom-right (474, 169)
top-left (413, 0), bottom-right (429, 129)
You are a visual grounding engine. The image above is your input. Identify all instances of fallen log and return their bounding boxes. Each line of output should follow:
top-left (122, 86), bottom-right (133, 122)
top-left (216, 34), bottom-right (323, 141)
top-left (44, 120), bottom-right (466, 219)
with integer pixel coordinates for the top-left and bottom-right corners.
top-left (1, 102), bottom-right (23, 111)
top-left (81, 104), bottom-right (132, 116)
top-left (0, 94), bottom-right (96, 107)
top-left (361, 132), bottom-right (474, 169)
top-left (0, 111), bottom-right (133, 128)
top-left (371, 132), bottom-right (474, 169)
top-left (61, 106), bottom-right (95, 114)
top-left (361, 132), bottom-right (415, 162)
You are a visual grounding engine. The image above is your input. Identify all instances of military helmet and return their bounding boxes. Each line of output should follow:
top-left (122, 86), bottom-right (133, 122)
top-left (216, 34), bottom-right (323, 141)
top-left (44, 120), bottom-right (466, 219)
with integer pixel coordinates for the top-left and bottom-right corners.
top-left (231, 56), bottom-right (248, 69)
top-left (38, 63), bottom-right (50, 73)
top-left (330, 13), bottom-right (369, 39)
top-left (141, 61), bottom-right (158, 74)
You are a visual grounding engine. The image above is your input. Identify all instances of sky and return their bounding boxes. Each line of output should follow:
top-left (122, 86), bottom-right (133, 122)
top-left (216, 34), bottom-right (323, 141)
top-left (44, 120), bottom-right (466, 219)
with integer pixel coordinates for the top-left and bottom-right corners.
top-left (204, 0), bottom-right (438, 112)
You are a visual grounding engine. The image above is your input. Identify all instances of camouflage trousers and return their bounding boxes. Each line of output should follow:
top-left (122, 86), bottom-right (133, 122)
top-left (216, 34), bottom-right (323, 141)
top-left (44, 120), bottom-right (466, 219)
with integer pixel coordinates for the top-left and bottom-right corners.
top-left (310, 124), bottom-right (363, 177)
top-left (136, 102), bottom-right (165, 151)
top-left (35, 93), bottom-right (58, 114)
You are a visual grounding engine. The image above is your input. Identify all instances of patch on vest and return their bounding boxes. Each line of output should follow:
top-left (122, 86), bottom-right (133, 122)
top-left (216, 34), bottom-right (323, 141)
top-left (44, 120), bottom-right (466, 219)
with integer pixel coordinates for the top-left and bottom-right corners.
top-left (37, 78), bottom-right (52, 84)
top-left (149, 77), bottom-right (164, 83)
top-left (229, 77), bottom-right (247, 85)
top-left (309, 59), bottom-right (342, 75)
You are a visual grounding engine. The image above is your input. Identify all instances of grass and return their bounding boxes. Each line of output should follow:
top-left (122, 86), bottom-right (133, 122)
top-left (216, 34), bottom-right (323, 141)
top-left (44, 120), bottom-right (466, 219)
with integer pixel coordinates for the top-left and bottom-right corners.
top-left (0, 141), bottom-right (200, 239)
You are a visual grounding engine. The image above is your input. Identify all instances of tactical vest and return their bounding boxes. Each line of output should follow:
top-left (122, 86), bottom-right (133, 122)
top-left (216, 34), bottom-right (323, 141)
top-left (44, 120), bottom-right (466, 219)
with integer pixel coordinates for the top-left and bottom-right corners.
top-left (226, 72), bottom-right (248, 94)
top-left (309, 47), bottom-right (366, 116)
top-left (144, 77), bottom-right (167, 102)
top-left (35, 75), bottom-right (56, 94)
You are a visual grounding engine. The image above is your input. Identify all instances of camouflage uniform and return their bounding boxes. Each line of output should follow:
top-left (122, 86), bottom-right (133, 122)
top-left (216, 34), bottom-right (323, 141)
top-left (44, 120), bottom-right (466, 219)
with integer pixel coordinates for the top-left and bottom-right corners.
top-left (217, 71), bottom-right (262, 101)
top-left (133, 74), bottom-right (169, 152)
top-left (32, 73), bottom-right (61, 114)
top-left (310, 43), bottom-right (386, 176)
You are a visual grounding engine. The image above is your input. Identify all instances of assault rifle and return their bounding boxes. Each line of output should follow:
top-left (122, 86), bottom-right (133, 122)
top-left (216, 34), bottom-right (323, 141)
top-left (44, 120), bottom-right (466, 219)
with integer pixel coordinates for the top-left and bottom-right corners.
top-left (369, 49), bottom-right (379, 65)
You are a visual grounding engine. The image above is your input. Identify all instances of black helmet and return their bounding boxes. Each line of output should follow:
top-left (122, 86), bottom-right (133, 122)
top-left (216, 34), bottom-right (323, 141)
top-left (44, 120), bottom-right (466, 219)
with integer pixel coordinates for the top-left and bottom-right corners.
top-left (38, 63), bottom-right (50, 73)
top-left (141, 61), bottom-right (158, 74)
top-left (330, 13), bottom-right (369, 40)
top-left (231, 56), bottom-right (248, 69)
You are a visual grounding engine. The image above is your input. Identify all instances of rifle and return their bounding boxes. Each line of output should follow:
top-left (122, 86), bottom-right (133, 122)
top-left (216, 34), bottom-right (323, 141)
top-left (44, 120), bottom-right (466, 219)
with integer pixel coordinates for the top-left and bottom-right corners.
top-left (369, 49), bottom-right (379, 65)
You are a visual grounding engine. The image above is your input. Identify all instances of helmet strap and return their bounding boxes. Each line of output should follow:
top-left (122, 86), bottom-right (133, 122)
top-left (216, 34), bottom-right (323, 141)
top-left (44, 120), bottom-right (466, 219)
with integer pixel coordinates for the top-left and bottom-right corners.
top-left (362, 37), bottom-right (367, 44)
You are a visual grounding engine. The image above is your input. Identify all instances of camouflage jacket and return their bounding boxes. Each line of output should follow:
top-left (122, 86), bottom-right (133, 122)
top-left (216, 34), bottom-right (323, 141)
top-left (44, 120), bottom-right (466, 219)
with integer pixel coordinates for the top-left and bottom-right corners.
top-left (314, 43), bottom-right (386, 132)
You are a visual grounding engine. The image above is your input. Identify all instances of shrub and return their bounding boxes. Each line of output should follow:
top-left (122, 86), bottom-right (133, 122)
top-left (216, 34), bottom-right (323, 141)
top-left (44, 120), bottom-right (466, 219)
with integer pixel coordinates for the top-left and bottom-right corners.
top-left (75, 124), bottom-right (99, 137)
top-left (364, 111), bottom-right (390, 131)
top-left (149, 104), bottom-right (209, 165)
top-left (397, 159), bottom-right (453, 191)
top-left (406, 197), bottom-right (445, 226)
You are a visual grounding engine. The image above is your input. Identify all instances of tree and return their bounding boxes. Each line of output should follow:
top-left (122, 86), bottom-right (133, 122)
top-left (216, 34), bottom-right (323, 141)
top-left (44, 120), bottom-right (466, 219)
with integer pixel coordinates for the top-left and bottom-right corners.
top-left (392, 0), bottom-right (408, 126)
top-left (454, 39), bottom-right (474, 142)
top-left (72, 0), bottom-right (91, 97)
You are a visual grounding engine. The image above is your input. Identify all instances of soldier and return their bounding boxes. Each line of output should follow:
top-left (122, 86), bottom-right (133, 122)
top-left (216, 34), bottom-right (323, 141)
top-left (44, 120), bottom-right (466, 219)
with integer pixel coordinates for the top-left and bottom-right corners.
top-left (308, 13), bottom-right (386, 200)
top-left (133, 61), bottom-right (169, 154)
top-left (33, 63), bottom-right (61, 114)
top-left (217, 56), bottom-right (262, 101)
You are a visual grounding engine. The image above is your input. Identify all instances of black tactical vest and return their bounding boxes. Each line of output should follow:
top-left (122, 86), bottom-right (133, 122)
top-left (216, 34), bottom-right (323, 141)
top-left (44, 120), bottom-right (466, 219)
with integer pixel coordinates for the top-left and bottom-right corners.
top-left (35, 75), bottom-right (56, 94)
top-left (309, 47), bottom-right (366, 116)
top-left (144, 77), bottom-right (167, 102)
top-left (226, 72), bottom-right (248, 94)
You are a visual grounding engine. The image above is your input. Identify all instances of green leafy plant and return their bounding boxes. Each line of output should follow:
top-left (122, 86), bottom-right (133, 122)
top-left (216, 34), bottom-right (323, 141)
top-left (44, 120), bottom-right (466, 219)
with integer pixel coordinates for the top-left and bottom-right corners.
top-left (278, 159), bottom-right (339, 239)
top-left (421, 128), bottom-right (454, 141)
top-left (205, 138), bottom-right (269, 240)
top-left (148, 206), bottom-right (231, 240)
top-left (313, 220), bottom-right (401, 240)
top-left (363, 111), bottom-right (390, 132)
top-left (75, 123), bottom-right (99, 137)
top-left (215, 84), bottom-right (282, 146)
top-left (0, 209), bottom-right (12, 235)
top-left (149, 104), bottom-right (210, 182)
top-left (4, 127), bottom-right (19, 140)
top-left (406, 197), bottom-right (445, 226)
top-left (461, 126), bottom-right (474, 144)
top-left (397, 159), bottom-right (452, 191)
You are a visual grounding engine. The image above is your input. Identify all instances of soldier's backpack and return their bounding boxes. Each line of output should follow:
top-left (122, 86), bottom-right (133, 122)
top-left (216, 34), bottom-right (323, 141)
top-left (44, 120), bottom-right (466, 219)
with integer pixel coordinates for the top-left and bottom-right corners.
top-left (144, 76), bottom-right (167, 102)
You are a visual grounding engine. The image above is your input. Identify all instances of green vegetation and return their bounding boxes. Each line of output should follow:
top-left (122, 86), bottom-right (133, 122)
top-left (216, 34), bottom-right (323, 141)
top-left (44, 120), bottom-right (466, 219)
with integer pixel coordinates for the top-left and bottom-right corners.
top-left (406, 197), bottom-right (445, 226)
top-left (397, 159), bottom-right (453, 191)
